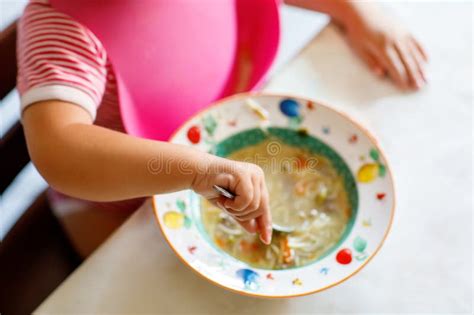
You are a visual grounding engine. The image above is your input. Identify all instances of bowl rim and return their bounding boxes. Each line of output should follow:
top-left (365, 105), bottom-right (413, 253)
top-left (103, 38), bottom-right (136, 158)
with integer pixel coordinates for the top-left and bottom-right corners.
top-left (152, 91), bottom-right (396, 298)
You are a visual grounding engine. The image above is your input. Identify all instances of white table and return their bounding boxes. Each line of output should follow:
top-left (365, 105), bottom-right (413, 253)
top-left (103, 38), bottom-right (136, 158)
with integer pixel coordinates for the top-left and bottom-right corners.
top-left (35, 2), bottom-right (472, 314)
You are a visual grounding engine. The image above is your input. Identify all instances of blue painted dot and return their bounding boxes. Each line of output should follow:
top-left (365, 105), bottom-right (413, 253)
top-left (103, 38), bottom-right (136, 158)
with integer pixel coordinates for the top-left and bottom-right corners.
top-left (279, 99), bottom-right (300, 117)
top-left (322, 126), bottom-right (330, 134)
top-left (236, 269), bottom-right (260, 290)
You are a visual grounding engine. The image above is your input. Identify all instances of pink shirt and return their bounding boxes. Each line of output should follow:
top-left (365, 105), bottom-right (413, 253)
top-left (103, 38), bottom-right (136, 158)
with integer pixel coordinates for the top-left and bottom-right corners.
top-left (18, 0), bottom-right (124, 132)
top-left (17, 0), bottom-right (144, 211)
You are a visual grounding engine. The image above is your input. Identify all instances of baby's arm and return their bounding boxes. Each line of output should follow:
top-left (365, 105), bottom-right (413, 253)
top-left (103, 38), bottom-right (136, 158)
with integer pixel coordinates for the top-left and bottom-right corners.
top-left (285, 0), bottom-right (428, 90)
top-left (23, 101), bottom-right (272, 243)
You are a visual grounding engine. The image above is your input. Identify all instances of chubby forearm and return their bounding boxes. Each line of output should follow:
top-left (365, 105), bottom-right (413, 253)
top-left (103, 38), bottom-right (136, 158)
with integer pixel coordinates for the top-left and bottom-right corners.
top-left (22, 101), bottom-right (216, 201)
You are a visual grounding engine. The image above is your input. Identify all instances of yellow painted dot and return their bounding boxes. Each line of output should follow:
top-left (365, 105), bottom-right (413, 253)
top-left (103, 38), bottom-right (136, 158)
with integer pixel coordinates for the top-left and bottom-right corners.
top-left (163, 211), bottom-right (184, 229)
top-left (292, 278), bottom-right (303, 286)
top-left (357, 163), bottom-right (379, 183)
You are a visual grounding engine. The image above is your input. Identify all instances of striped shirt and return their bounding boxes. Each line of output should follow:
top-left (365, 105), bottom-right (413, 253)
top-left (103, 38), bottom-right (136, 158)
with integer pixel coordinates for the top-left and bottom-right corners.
top-left (17, 0), bottom-right (146, 212)
top-left (17, 0), bottom-right (124, 132)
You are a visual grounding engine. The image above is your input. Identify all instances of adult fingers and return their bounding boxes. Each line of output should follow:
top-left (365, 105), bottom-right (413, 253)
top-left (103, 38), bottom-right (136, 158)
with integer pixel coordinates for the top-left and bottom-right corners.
top-left (374, 44), bottom-right (408, 89)
top-left (394, 42), bottom-right (424, 89)
top-left (411, 36), bottom-right (428, 62)
top-left (409, 40), bottom-right (428, 83)
top-left (359, 49), bottom-right (385, 77)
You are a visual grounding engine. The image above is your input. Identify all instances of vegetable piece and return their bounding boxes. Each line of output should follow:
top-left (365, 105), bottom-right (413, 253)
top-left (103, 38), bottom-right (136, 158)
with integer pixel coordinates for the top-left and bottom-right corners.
top-left (296, 155), bottom-right (307, 169)
top-left (215, 237), bottom-right (226, 249)
top-left (280, 235), bottom-right (294, 264)
top-left (294, 180), bottom-right (306, 196)
top-left (240, 240), bottom-right (259, 252)
top-left (315, 184), bottom-right (328, 205)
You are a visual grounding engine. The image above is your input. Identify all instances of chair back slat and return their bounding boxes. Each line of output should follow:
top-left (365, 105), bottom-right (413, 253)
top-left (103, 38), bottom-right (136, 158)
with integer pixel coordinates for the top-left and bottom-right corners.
top-left (0, 122), bottom-right (30, 192)
top-left (1, 21), bottom-right (30, 192)
top-left (0, 19), bottom-right (80, 315)
top-left (0, 21), bottom-right (18, 101)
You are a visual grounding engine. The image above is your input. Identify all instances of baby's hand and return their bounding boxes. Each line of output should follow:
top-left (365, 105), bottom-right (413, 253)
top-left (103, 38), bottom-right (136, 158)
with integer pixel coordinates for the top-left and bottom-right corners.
top-left (341, 4), bottom-right (428, 90)
top-left (192, 157), bottom-right (272, 244)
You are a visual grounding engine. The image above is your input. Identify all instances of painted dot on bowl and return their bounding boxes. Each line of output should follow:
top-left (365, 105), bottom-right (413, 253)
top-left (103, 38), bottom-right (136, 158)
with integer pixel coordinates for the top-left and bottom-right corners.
top-left (336, 248), bottom-right (352, 264)
top-left (236, 269), bottom-right (260, 290)
top-left (349, 134), bottom-right (358, 143)
top-left (353, 236), bottom-right (367, 253)
top-left (187, 125), bottom-right (201, 144)
top-left (292, 278), bottom-right (303, 286)
top-left (176, 199), bottom-right (186, 211)
top-left (187, 246), bottom-right (197, 254)
top-left (357, 163), bottom-right (379, 183)
top-left (279, 99), bottom-right (300, 117)
top-left (163, 211), bottom-right (185, 229)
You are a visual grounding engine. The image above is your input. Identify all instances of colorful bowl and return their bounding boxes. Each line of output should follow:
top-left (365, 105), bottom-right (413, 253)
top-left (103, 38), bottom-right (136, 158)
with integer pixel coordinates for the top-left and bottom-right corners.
top-left (152, 93), bottom-right (395, 298)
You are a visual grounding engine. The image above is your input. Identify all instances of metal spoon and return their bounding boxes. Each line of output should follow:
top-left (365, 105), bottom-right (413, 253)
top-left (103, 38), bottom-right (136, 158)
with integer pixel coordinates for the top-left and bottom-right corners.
top-left (212, 185), bottom-right (295, 233)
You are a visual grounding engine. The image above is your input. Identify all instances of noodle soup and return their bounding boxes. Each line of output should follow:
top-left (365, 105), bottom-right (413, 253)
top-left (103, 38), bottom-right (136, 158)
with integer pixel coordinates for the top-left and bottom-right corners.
top-left (201, 139), bottom-right (352, 270)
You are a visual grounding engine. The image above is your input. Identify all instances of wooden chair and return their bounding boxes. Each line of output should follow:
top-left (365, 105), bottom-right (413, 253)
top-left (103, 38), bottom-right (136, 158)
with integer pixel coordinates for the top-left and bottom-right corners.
top-left (0, 21), bottom-right (81, 315)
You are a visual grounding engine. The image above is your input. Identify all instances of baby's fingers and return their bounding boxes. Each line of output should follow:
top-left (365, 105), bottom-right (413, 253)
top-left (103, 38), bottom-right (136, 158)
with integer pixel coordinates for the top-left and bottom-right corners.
top-left (230, 175), bottom-right (262, 219)
top-left (256, 211), bottom-right (272, 245)
top-left (214, 199), bottom-right (257, 234)
top-left (223, 178), bottom-right (253, 211)
top-left (232, 209), bottom-right (263, 221)
top-left (237, 219), bottom-right (257, 234)
top-left (256, 182), bottom-right (272, 245)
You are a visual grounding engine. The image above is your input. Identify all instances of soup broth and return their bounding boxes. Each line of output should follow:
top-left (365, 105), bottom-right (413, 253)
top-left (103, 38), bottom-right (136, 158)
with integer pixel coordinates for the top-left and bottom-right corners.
top-left (201, 140), bottom-right (351, 269)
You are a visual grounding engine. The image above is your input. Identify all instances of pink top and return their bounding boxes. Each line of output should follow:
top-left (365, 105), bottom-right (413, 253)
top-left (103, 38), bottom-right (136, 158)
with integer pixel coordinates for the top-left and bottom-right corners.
top-left (18, 0), bottom-right (125, 132)
top-left (17, 0), bottom-right (280, 211)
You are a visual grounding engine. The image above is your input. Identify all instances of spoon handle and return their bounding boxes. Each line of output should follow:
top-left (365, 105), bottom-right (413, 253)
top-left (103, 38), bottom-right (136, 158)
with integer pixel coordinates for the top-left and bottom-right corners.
top-left (213, 185), bottom-right (235, 200)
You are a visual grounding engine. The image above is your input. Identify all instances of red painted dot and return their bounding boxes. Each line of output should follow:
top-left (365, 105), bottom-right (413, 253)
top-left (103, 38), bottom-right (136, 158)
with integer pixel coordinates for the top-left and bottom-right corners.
top-left (307, 101), bottom-right (315, 110)
top-left (187, 246), bottom-right (197, 254)
top-left (187, 126), bottom-right (201, 144)
top-left (376, 193), bottom-right (386, 200)
top-left (349, 134), bottom-right (358, 143)
top-left (336, 248), bottom-right (352, 264)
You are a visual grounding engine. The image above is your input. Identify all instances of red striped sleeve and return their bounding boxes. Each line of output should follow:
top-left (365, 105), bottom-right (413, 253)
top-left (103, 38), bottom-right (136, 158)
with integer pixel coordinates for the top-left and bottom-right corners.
top-left (17, 0), bottom-right (107, 120)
